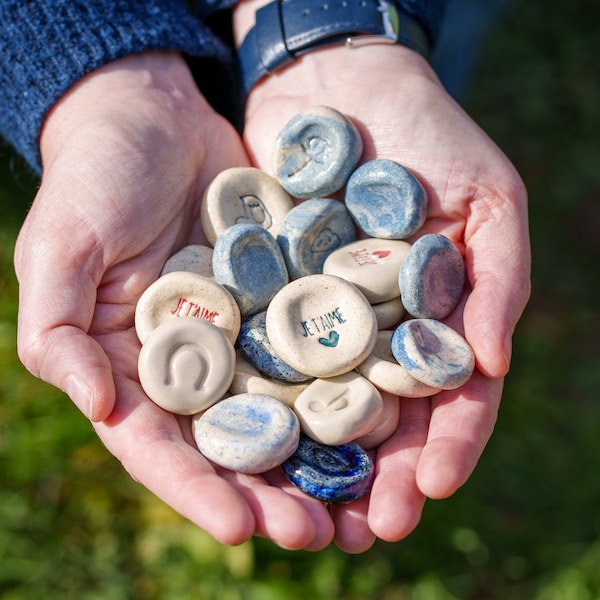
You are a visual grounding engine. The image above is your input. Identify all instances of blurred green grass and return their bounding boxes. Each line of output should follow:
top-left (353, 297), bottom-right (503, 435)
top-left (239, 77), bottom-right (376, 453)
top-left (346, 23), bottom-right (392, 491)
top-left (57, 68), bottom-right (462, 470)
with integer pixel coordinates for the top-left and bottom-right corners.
top-left (2, 1), bottom-right (600, 598)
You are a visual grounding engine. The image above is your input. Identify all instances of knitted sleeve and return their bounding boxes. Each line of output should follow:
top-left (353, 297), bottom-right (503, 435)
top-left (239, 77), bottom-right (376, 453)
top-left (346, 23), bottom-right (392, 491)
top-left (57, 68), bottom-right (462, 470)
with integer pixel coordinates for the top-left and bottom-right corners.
top-left (0, 0), bottom-right (233, 172)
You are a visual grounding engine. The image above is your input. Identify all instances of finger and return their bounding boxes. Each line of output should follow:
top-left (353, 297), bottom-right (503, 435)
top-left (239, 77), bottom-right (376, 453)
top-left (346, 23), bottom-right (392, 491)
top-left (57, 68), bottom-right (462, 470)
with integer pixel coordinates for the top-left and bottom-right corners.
top-left (367, 395), bottom-right (430, 541)
top-left (416, 371), bottom-right (502, 499)
top-left (331, 495), bottom-right (376, 553)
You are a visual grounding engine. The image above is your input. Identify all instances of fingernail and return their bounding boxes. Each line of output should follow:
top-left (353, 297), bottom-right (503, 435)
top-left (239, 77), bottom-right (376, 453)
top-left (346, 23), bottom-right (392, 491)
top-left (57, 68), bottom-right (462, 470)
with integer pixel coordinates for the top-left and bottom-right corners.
top-left (64, 375), bottom-right (94, 420)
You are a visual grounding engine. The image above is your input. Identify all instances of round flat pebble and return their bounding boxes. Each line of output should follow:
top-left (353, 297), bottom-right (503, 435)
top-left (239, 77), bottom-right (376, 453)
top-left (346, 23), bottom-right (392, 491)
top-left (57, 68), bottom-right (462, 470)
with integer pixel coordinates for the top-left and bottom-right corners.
top-left (372, 297), bottom-right (406, 330)
top-left (354, 391), bottom-right (400, 450)
top-left (355, 330), bottom-right (440, 398)
top-left (282, 435), bottom-right (374, 503)
top-left (192, 393), bottom-right (300, 474)
top-left (322, 238), bottom-right (411, 303)
top-left (160, 244), bottom-right (214, 278)
top-left (229, 351), bottom-right (311, 407)
top-left (201, 167), bottom-right (294, 247)
top-left (273, 106), bottom-right (363, 199)
top-left (293, 372), bottom-right (383, 446)
top-left (390, 319), bottom-right (475, 390)
top-left (266, 274), bottom-right (377, 378)
top-left (212, 223), bottom-right (289, 316)
top-left (135, 271), bottom-right (241, 345)
top-left (277, 198), bottom-right (357, 280)
top-left (399, 233), bottom-right (465, 320)
top-left (138, 318), bottom-right (235, 415)
top-left (344, 159), bottom-right (427, 239)
top-left (238, 311), bottom-right (313, 383)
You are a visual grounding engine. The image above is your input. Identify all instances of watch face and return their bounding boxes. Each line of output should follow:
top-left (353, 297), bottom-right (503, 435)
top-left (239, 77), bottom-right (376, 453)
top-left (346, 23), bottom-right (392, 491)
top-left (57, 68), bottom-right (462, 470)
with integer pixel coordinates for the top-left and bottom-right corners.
top-left (378, 0), bottom-right (401, 39)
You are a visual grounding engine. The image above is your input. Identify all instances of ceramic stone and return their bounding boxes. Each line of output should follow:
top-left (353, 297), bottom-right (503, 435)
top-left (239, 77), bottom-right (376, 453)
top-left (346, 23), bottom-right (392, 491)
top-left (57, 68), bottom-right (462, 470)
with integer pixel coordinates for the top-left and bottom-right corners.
top-left (134, 271), bottom-right (241, 345)
top-left (265, 274), bottom-right (377, 378)
top-left (322, 237), bottom-right (411, 303)
top-left (192, 393), bottom-right (300, 474)
top-left (238, 311), bottom-right (313, 383)
top-left (344, 159), bottom-right (427, 239)
top-left (212, 223), bottom-right (289, 316)
top-left (399, 233), bottom-right (465, 320)
top-left (282, 435), bottom-right (374, 503)
top-left (292, 371), bottom-right (383, 446)
top-left (273, 106), bottom-right (363, 199)
top-left (354, 391), bottom-right (400, 450)
top-left (390, 319), bottom-right (475, 390)
top-left (277, 198), bottom-right (357, 280)
top-left (371, 297), bottom-right (405, 330)
top-left (201, 166), bottom-right (294, 246)
top-left (138, 317), bottom-right (235, 415)
top-left (355, 330), bottom-right (440, 398)
top-left (161, 244), bottom-right (214, 278)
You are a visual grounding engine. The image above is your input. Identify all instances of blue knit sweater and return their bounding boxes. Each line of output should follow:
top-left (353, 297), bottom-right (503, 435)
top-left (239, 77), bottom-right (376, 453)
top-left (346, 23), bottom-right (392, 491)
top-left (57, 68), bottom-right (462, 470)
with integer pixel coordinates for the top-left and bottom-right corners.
top-left (0, 0), bottom-right (444, 173)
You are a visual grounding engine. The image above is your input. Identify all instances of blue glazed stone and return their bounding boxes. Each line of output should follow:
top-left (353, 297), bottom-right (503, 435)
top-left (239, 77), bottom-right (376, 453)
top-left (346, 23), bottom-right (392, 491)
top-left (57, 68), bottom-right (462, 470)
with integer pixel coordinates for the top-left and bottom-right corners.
top-left (212, 223), bottom-right (289, 316)
top-left (344, 159), bottom-right (427, 239)
top-left (282, 435), bottom-right (374, 503)
top-left (399, 233), bottom-right (465, 319)
top-left (239, 312), bottom-right (313, 383)
top-left (277, 198), bottom-right (357, 279)
top-left (273, 106), bottom-right (363, 199)
top-left (390, 319), bottom-right (475, 390)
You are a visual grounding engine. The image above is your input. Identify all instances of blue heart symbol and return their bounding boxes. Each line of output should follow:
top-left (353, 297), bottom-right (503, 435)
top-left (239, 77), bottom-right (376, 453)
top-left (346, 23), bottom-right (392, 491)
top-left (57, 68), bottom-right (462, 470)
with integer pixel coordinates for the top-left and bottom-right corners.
top-left (319, 331), bottom-right (339, 348)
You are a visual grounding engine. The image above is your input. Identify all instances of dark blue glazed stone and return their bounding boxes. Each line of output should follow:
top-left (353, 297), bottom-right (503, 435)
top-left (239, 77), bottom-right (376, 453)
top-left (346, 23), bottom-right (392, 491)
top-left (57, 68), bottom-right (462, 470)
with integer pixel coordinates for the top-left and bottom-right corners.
top-left (238, 312), bottom-right (313, 383)
top-left (212, 223), bottom-right (289, 316)
top-left (282, 435), bottom-right (374, 503)
top-left (399, 233), bottom-right (465, 320)
top-left (345, 159), bottom-right (428, 239)
top-left (277, 198), bottom-right (357, 279)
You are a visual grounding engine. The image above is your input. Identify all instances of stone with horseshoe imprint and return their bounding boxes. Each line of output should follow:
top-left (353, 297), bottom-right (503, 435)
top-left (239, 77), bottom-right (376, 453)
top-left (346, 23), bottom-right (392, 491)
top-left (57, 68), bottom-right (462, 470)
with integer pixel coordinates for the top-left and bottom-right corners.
top-left (138, 317), bottom-right (235, 415)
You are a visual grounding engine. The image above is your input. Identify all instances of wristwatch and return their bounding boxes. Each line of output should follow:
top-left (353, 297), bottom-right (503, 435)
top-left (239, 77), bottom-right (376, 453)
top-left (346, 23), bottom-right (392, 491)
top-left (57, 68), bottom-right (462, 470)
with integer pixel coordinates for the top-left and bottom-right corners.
top-left (238, 0), bottom-right (431, 94)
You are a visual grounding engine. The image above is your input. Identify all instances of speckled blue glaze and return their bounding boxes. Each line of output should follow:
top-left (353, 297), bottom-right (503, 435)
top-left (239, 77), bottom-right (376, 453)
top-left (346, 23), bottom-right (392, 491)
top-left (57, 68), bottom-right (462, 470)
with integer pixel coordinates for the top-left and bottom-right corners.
top-left (399, 233), bottom-right (465, 319)
top-left (273, 106), bottom-right (363, 199)
top-left (277, 198), bottom-right (357, 279)
top-left (282, 435), bottom-right (374, 503)
top-left (239, 312), bottom-right (313, 383)
top-left (212, 223), bottom-right (289, 316)
top-left (344, 159), bottom-right (428, 239)
top-left (390, 319), bottom-right (475, 390)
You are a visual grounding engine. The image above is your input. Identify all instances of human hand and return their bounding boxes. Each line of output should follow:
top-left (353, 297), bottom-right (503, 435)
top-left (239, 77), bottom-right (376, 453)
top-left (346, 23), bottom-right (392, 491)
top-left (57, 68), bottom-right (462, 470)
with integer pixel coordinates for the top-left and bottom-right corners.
top-left (13, 51), bottom-right (336, 550)
top-left (235, 6), bottom-right (531, 552)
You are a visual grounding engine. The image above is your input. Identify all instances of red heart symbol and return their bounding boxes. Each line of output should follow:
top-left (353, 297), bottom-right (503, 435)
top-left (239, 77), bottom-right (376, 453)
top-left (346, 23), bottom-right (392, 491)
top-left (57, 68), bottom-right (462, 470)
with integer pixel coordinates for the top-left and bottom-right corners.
top-left (372, 250), bottom-right (391, 259)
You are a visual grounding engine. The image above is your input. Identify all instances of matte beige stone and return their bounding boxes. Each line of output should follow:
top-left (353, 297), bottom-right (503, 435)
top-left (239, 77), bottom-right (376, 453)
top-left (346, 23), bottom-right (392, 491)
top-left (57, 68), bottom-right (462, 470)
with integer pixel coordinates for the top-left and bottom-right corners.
top-left (161, 244), bottom-right (214, 278)
top-left (354, 390), bottom-right (400, 449)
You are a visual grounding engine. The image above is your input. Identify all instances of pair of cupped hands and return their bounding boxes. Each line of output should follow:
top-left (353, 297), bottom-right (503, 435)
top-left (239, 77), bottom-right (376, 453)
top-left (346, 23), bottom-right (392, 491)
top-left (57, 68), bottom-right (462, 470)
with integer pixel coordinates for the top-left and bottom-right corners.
top-left (13, 16), bottom-right (530, 554)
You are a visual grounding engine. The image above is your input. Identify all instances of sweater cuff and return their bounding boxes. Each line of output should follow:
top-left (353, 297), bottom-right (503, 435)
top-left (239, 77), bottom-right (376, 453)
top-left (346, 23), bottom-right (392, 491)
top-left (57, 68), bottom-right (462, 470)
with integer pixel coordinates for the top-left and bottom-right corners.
top-left (0, 1), bottom-right (232, 173)
top-left (396, 0), bottom-right (446, 47)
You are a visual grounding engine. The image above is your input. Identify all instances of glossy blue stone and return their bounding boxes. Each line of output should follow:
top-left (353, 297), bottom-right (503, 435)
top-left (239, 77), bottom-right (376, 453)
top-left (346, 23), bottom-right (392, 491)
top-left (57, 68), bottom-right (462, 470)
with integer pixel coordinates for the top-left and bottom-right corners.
top-left (238, 312), bottom-right (313, 383)
top-left (212, 223), bottom-right (289, 316)
top-left (282, 435), bottom-right (374, 503)
top-left (345, 159), bottom-right (427, 239)
top-left (399, 233), bottom-right (465, 319)
top-left (277, 198), bottom-right (357, 279)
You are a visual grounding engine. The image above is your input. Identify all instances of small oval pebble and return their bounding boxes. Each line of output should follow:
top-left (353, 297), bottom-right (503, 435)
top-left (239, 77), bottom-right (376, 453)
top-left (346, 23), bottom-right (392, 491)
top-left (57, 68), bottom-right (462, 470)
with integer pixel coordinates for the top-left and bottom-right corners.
top-left (239, 312), bottom-right (313, 383)
top-left (390, 319), bottom-right (475, 390)
top-left (138, 318), bottom-right (235, 415)
top-left (354, 391), bottom-right (400, 450)
top-left (322, 238), bottom-right (411, 303)
top-left (372, 297), bottom-right (406, 330)
top-left (135, 271), bottom-right (241, 344)
top-left (266, 274), bottom-right (377, 378)
top-left (192, 393), bottom-right (300, 474)
top-left (273, 106), bottom-right (363, 199)
top-left (160, 244), bottom-right (214, 277)
top-left (399, 233), bottom-right (465, 320)
top-left (293, 372), bottom-right (383, 446)
top-left (212, 223), bottom-right (289, 316)
top-left (355, 330), bottom-right (440, 397)
top-left (345, 159), bottom-right (427, 239)
top-left (201, 167), bottom-right (294, 246)
top-left (277, 198), bottom-right (357, 280)
top-left (282, 435), bottom-right (374, 503)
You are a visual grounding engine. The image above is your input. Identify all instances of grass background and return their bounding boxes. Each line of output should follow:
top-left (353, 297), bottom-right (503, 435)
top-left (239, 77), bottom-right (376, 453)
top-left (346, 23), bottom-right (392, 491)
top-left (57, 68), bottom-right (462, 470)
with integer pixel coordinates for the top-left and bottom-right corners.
top-left (1, 1), bottom-right (600, 598)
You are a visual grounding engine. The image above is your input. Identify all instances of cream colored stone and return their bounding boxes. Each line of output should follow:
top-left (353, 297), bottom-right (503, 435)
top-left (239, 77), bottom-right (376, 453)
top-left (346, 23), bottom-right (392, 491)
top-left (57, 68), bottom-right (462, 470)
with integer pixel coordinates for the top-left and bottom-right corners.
top-left (201, 167), bottom-right (294, 247)
top-left (138, 318), bottom-right (235, 415)
top-left (372, 297), bottom-right (405, 330)
top-left (135, 271), bottom-right (241, 345)
top-left (161, 244), bottom-right (214, 278)
top-left (322, 238), bottom-right (411, 303)
top-left (355, 330), bottom-right (440, 398)
top-left (266, 274), bottom-right (377, 378)
top-left (293, 372), bottom-right (383, 446)
top-left (354, 391), bottom-right (400, 449)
